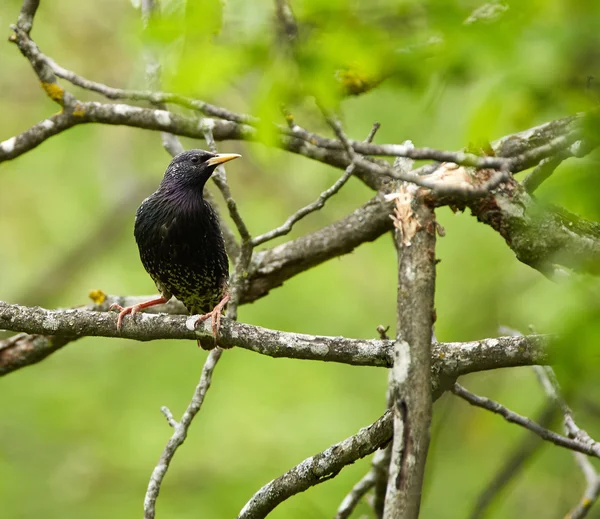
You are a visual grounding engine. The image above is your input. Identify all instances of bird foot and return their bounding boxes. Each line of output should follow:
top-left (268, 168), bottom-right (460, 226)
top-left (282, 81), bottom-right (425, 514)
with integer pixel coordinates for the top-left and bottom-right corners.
top-left (109, 296), bottom-right (169, 330)
top-left (192, 294), bottom-right (230, 350)
top-left (109, 303), bottom-right (140, 330)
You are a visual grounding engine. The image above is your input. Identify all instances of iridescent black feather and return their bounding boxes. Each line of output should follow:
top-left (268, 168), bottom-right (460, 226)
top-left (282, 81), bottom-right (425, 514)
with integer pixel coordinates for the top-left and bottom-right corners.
top-left (134, 150), bottom-right (232, 315)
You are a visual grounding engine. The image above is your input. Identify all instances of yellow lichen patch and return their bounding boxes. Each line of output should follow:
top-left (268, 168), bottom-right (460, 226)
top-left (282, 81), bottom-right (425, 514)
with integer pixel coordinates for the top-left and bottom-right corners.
top-left (583, 498), bottom-right (592, 508)
top-left (41, 82), bottom-right (64, 103)
top-left (88, 289), bottom-right (107, 305)
top-left (72, 104), bottom-right (85, 117)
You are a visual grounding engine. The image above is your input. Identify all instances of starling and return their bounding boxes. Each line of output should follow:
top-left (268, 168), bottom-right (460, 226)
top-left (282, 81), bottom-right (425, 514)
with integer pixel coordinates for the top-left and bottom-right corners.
top-left (111, 149), bottom-right (241, 348)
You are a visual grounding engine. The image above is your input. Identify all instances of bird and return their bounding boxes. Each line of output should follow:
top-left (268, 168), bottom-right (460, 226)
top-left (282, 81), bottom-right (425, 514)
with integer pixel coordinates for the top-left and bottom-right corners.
top-left (110, 149), bottom-right (240, 349)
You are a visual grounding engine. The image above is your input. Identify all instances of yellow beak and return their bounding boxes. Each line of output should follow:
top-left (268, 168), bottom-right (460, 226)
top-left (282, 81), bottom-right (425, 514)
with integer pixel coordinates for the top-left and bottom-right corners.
top-left (207, 153), bottom-right (241, 166)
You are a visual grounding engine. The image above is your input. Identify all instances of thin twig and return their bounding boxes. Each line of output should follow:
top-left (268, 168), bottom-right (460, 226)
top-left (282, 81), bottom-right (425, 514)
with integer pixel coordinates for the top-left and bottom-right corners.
top-left (274, 0), bottom-right (298, 43)
top-left (371, 443), bottom-right (393, 518)
top-left (202, 126), bottom-right (251, 244)
top-left (452, 383), bottom-right (600, 458)
top-left (252, 122), bottom-right (380, 246)
top-left (532, 365), bottom-right (600, 519)
top-left (201, 125), bottom-right (253, 317)
top-left (44, 55), bottom-right (256, 125)
top-left (143, 348), bottom-right (223, 519)
top-left (335, 323), bottom-right (393, 519)
top-left (335, 471), bottom-right (376, 519)
top-left (469, 402), bottom-right (558, 519)
top-left (522, 152), bottom-right (569, 194)
top-left (565, 460), bottom-right (600, 519)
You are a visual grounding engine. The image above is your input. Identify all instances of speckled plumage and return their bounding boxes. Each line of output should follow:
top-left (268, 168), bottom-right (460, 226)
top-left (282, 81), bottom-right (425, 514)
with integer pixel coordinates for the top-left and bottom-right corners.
top-left (133, 150), bottom-right (234, 316)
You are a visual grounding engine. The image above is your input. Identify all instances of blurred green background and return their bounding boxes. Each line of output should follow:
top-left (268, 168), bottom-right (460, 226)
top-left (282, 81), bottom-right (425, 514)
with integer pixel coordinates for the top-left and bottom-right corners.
top-left (2, 0), bottom-right (600, 517)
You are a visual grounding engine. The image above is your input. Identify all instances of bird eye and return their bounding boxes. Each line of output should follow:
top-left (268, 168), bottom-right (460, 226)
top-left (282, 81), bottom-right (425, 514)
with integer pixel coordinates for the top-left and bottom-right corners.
top-left (191, 156), bottom-right (199, 164)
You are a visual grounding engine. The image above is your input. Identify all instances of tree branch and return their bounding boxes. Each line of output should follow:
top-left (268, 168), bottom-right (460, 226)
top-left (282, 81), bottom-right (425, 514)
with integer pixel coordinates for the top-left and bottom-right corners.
top-left (251, 123), bottom-right (380, 247)
top-left (468, 402), bottom-right (559, 519)
top-left (237, 411), bottom-right (393, 519)
top-left (143, 347), bottom-right (222, 519)
top-left (384, 186), bottom-right (437, 518)
top-left (452, 383), bottom-right (600, 458)
top-left (6, 20), bottom-right (600, 280)
top-left (533, 365), bottom-right (600, 519)
top-left (0, 300), bottom-right (550, 377)
top-left (335, 471), bottom-right (376, 519)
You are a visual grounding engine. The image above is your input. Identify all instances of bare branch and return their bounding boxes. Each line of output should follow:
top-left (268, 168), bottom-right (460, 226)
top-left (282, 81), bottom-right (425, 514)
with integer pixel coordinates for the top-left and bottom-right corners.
top-left (0, 112), bottom-right (79, 163)
top-left (274, 0), bottom-right (298, 43)
top-left (0, 300), bottom-right (389, 368)
top-left (337, 323), bottom-right (393, 519)
top-left (384, 187), bottom-right (437, 518)
top-left (16, 0), bottom-right (40, 34)
top-left (372, 444), bottom-right (393, 518)
top-left (533, 365), bottom-right (600, 519)
top-left (2, 38), bottom-right (590, 203)
top-left (522, 151), bottom-right (570, 194)
top-left (245, 195), bottom-right (394, 302)
top-left (143, 348), bottom-right (223, 519)
top-left (335, 471), bottom-right (376, 519)
top-left (451, 383), bottom-right (600, 458)
top-left (47, 61), bottom-right (256, 125)
top-left (0, 300), bottom-right (550, 377)
top-left (202, 126), bottom-right (251, 244)
top-left (238, 411), bottom-right (393, 519)
top-left (469, 402), bottom-right (558, 519)
top-left (10, 25), bottom-right (78, 110)
top-left (252, 122), bottom-right (380, 247)
top-left (4, 19), bottom-right (591, 197)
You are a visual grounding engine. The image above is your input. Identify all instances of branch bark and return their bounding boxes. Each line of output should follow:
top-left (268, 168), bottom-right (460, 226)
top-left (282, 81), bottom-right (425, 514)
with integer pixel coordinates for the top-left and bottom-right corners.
top-left (452, 383), bottom-right (600, 458)
top-left (384, 187), bottom-right (437, 518)
top-left (237, 411), bottom-right (393, 519)
top-left (0, 300), bottom-right (550, 378)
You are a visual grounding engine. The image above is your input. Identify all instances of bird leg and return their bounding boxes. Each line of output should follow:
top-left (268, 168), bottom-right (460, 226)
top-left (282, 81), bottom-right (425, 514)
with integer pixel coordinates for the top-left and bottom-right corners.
top-left (109, 296), bottom-right (169, 330)
top-left (193, 294), bottom-right (230, 349)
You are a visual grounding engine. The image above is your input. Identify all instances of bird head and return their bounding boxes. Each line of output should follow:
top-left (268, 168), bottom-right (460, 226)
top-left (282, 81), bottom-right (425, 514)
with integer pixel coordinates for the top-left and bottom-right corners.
top-left (161, 149), bottom-right (241, 192)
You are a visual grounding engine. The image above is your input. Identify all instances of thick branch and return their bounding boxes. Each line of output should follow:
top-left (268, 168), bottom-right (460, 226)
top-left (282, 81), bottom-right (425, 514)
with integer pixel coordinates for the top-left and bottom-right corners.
top-left (466, 175), bottom-right (600, 276)
top-left (237, 411), bottom-right (393, 519)
top-left (246, 195), bottom-right (393, 302)
top-left (0, 300), bottom-right (550, 377)
top-left (4, 33), bottom-right (600, 277)
top-left (385, 188), bottom-right (437, 519)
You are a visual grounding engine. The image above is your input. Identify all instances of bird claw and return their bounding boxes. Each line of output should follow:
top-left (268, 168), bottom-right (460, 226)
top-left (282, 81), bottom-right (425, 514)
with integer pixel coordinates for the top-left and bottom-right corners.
top-left (193, 309), bottom-right (221, 338)
top-left (109, 303), bottom-right (139, 330)
top-left (192, 294), bottom-right (230, 349)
